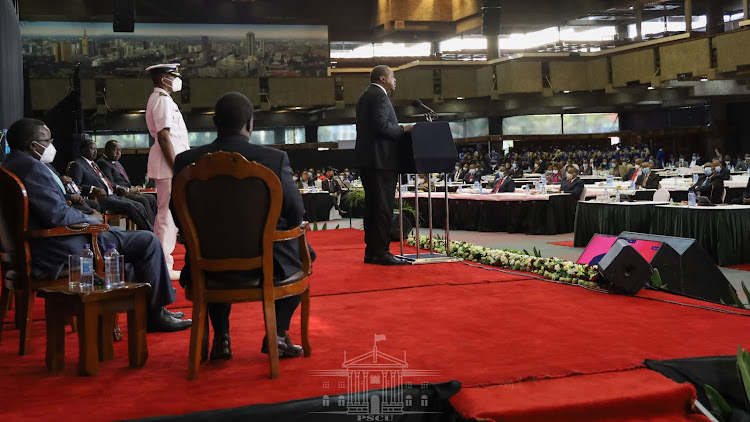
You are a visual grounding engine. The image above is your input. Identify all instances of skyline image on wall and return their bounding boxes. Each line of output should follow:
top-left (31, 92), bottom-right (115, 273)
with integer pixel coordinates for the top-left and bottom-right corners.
top-left (21, 21), bottom-right (330, 78)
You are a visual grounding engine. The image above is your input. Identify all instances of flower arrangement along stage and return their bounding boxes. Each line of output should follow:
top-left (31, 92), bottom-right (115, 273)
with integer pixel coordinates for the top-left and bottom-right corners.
top-left (407, 234), bottom-right (602, 288)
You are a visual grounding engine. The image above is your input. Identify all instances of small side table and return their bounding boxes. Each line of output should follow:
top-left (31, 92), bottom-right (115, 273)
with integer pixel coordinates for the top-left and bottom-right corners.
top-left (37, 282), bottom-right (152, 376)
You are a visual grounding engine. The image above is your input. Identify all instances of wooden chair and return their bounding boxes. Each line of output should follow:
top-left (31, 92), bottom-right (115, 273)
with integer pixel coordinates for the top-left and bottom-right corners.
top-left (172, 152), bottom-right (312, 380)
top-left (0, 166), bottom-right (109, 355)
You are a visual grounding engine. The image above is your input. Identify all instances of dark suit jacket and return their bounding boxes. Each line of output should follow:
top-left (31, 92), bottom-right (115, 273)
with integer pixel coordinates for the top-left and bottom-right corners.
top-left (509, 168), bottom-right (524, 178)
top-left (68, 156), bottom-right (113, 195)
top-left (491, 176), bottom-right (515, 193)
top-left (2, 151), bottom-right (101, 279)
top-left (625, 167), bottom-right (640, 182)
top-left (172, 134), bottom-right (307, 283)
top-left (321, 178), bottom-right (341, 194)
top-left (635, 172), bottom-right (661, 190)
top-left (561, 177), bottom-right (585, 200)
top-left (354, 84), bottom-right (405, 171)
top-left (463, 172), bottom-right (480, 185)
top-left (743, 177), bottom-right (750, 200)
top-left (695, 174), bottom-right (725, 204)
top-left (580, 165), bottom-right (593, 176)
top-left (718, 165), bottom-right (731, 181)
top-left (97, 157), bottom-right (132, 188)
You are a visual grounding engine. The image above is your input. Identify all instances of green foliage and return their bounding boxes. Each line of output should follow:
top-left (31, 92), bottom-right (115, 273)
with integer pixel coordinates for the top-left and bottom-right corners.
top-left (650, 268), bottom-right (667, 289)
top-left (312, 222), bottom-right (319, 231)
top-left (342, 188), bottom-right (365, 209)
top-left (521, 247), bottom-right (542, 258)
top-left (738, 346), bottom-right (750, 409)
top-left (728, 285), bottom-right (748, 310)
top-left (705, 384), bottom-right (732, 421)
top-left (335, 224), bottom-right (340, 229)
top-left (704, 346), bottom-right (750, 421)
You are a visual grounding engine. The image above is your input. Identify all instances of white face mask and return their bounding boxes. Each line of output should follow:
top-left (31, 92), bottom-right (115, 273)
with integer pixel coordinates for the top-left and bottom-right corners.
top-left (552, 170), bottom-right (559, 174)
top-left (469, 169), bottom-right (476, 174)
top-left (566, 173), bottom-right (574, 180)
top-left (33, 141), bottom-right (56, 163)
top-left (293, 177), bottom-right (298, 181)
top-left (166, 76), bottom-right (183, 92)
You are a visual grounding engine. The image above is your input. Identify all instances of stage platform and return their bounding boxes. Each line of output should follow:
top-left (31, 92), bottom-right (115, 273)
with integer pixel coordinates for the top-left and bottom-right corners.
top-left (2, 228), bottom-right (748, 421)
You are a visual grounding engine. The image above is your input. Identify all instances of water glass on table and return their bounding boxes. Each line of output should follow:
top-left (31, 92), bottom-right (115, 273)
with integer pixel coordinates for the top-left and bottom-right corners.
top-left (68, 255), bottom-right (80, 287)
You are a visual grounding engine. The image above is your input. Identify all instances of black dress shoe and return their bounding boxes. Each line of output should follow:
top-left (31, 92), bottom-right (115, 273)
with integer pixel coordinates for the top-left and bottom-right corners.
top-left (366, 253), bottom-right (407, 266)
top-left (147, 307), bottom-right (192, 333)
top-left (210, 333), bottom-right (232, 360)
top-left (261, 333), bottom-right (304, 358)
top-left (167, 309), bottom-right (185, 319)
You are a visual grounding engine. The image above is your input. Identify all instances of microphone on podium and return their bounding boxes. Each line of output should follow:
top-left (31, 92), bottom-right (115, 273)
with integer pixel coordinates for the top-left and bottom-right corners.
top-left (411, 99), bottom-right (438, 121)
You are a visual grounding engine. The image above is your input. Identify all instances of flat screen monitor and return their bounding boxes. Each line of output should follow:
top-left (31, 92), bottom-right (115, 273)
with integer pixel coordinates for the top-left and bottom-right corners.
top-left (617, 237), bottom-right (662, 262)
top-left (577, 234), bottom-right (618, 266)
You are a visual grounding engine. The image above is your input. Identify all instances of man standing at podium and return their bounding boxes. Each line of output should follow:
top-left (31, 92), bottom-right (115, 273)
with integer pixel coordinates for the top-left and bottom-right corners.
top-left (355, 65), bottom-right (412, 266)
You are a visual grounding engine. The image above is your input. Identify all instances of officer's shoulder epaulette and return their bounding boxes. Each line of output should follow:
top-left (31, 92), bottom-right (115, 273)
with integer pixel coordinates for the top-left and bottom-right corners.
top-left (159, 92), bottom-right (169, 96)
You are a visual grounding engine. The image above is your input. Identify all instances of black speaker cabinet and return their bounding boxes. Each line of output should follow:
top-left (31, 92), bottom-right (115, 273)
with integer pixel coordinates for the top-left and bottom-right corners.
top-left (481, 0), bottom-right (501, 36)
top-left (598, 239), bottom-right (653, 295)
top-left (113, 0), bottom-right (135, 33)
top-left (619, 232), bottom-right (733, 304)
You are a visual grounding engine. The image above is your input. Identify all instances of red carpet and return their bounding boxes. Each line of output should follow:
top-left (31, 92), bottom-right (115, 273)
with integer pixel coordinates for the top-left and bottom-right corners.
top-left (547, 240), bottom-right (576, 247)
top-left (727, 263), bottom-right (750, 272)
top-left (2, 229), bottom-right (745, 421)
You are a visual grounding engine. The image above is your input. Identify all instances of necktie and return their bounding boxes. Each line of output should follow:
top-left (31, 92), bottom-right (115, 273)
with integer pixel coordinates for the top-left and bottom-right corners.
top-left (642, 174), bottom-right (648, 188)
top-left (631, 169), bottom-right (639, 181)
top-left (113, 161), bottom-right (131, 185)
top-left (492, 177), bottom-right (503, 194)
top-left (91, 161), bottom-right (114, 193)
top-left (44, 165), bottom-right (66, 195)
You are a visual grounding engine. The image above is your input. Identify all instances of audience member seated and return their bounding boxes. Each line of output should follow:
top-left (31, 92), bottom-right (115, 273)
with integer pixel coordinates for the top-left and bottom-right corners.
top-left (690, 153), bottom-right (704, 167)
top-left (172, 92), bottom-right (314, 360)
top-left (321, 170), bottom-right (346, 215)
top-left (625, 158), bottom-right (644, 182)
top-left (713, 158), bottom-right (731, 181)
top-left (580, 161), bottom-right (593, 175)
top-left (530, 160), bottom-right (545, 174)
top-left (547, 165), bottom-right (562, 183)
top-left (732, 176), bottom-right (750, 205)
top-left (463, 165), bottom-right (480, 185)
top-left (1, 118), bottom-right (191, 332)
top-left (68, 139), bottom-right (155, 231)
top-left (692, 163), bottom-right (725, 204)
top-left (491, 168), bottom-right (515, 193)
top-left (635, 162), bottom-right (661, 189)
top-left (561, 167), bottom-right (584, 200)
top-left (618, 159), bottom-right (633, 181)
top-left (45, 162), bottom-right (100, 215)
top-left (300, 171), bottom-right (313, 188)
top-left (97, 140), bottom-right (158, 224)
top-left (736, 154), bottom-right (750, 172)
top-left (509, 161), bottom-right (524, 178)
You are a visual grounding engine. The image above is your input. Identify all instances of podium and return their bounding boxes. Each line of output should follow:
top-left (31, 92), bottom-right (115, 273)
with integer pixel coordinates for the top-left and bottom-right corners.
top-left (397, 122), bottom-right (461, 264)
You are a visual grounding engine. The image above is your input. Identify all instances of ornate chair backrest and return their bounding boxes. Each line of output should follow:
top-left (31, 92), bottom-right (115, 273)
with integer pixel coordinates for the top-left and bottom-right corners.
top-left (0, 167), bottom-right (32, 288)
top-left (172, 152), bottom-right (283, 290)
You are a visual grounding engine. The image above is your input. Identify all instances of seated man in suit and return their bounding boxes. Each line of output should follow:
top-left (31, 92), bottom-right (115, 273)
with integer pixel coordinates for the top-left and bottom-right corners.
top-left (172, 92), bottom-right (316, 360)
top-left (68, 139), bottom-right (154, 231)
top-left (490, 168), bottom-right (515, 193)
top-left (732, 177), bottom-right (750, 205)
top-left (692, 163), bottom-right (725, 204)
top-left (509, 161), bottom-right (524, 178)
top-left (625, 158), bottom-right (643, 182)
top-left (713, 158), bottom-right (731, 181)
top-left (321, 170), bottom-right (346, 215)
top-left (635, 162), bottom-right (661, 189)
top-left (463, 164), bottom-right (480, 185)
top-left (561, 167), bottom-right (585, 201)
top-left (44, 163), bottom-right (100, 215)
top-left (736, 155), bottom-right (750, 172)
top-left (1, 118), bottom-right (191, 332)
top-left (97, 140), bottom-right (158, 224)
top-left (580, 161), bottom-right (593, 175)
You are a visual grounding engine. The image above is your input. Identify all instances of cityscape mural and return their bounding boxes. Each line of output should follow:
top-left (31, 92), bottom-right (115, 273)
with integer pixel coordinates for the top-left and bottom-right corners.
top-left (20, 21), bottom-right (330, 78)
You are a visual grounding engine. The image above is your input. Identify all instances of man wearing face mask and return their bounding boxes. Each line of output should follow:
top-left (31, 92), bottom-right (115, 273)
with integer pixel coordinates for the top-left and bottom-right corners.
top-left (463, 164), bottom-right (480, 185)
top-left (561, 167), bottom-right (584, 201)
top-left (1, 118), bottom-right (191, 332)
top-left (692, 163), bottom-right (724, 204)
top-left (145, 64), bottom-right (190, 280)
top-left (736, 155), bottom-right (750, 172)
top-left (635, 162), bottom-right (661, 189)
top-left (580, 161), bottom-right (593, 176)
top-left (509, 161), bottom-right (523, 178)
top-left (491, 167), bottom-right (514, 193)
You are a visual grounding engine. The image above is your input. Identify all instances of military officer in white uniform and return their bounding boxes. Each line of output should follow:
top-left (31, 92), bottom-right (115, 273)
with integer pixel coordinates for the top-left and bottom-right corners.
top-left (145, 64), bottom-right (189, 280)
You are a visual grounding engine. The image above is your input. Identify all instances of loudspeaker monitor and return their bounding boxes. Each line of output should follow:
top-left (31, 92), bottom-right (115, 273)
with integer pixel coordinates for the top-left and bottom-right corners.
top-left (598, 239), bottom-right (653, 295)
top-left (481, 0), bottom-right (501, 36)
top-left (113, 0), bottom-right (135, 33)
top-left (619, 232), bottom-right (733, 304)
